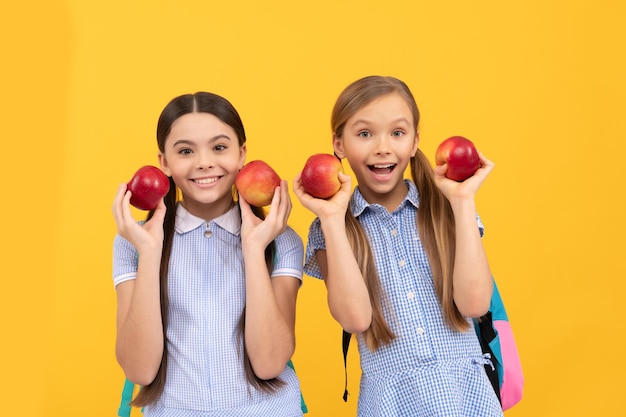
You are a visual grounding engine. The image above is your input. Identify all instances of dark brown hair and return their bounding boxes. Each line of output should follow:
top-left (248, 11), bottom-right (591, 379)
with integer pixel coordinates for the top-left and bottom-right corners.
top-left (132, 92), bottom-right (280, 406)
top-left (331, 76), bottom-right (468, 350)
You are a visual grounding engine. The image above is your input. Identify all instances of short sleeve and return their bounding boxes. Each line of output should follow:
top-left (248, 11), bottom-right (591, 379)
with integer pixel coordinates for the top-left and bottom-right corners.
top-left (272, 226), bottom-right (304, 281)
top-left (303, 218), bottom-right (325, 280)
top-left (112, 233), bottom-right (139, 288)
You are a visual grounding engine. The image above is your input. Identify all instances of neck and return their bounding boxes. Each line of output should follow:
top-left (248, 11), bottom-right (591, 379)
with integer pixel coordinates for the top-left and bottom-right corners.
top-left (181, 196), bottom-right (235, 221)
top-left (359, 180), bottom-right (409, 213)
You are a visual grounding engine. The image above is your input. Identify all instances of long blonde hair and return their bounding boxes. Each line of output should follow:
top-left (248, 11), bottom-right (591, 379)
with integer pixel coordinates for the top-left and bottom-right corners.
top-left (331, 76), bottom-right (468, 350)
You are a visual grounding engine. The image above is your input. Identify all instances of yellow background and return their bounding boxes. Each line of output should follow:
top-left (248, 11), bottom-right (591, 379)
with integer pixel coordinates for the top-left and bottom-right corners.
top-left (2, 1), bottom-right (624, 416)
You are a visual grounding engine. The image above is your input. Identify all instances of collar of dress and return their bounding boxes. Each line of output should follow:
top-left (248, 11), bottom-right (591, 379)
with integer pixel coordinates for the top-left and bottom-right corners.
top-left (350, 179), bottom-right (420, 217)
top-left (174, 203), bottom-right (241, 236)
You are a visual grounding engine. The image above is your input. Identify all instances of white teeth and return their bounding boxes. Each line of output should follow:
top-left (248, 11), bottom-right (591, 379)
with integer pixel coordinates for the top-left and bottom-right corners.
top-left (372, 164), bottom-right (394, 169)
top-left (195, 177), bottom-right (217, 184)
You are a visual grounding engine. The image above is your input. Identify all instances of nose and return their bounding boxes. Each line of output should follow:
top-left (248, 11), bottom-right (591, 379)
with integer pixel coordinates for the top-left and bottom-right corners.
top-left (196, 151), bottom-right (214, 169)
top-left (374, 136), bottom-right (391, 155)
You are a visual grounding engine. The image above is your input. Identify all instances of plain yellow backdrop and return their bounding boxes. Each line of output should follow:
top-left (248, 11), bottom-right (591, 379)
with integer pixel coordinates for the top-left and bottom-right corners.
top-left (1, 1), bottom-right (624, 416)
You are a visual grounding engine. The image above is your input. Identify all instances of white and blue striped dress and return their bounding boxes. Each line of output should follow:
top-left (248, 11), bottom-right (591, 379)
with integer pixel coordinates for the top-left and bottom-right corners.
top-left (304, 180), bottom-right (503, 417)
top-left (113, 204), bottom-right (304, 417)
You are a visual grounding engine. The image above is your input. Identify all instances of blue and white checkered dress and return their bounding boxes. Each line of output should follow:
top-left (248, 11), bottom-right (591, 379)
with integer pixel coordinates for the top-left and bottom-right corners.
top-left (304, 180), bottom-right (503, 417)
top-left (113, 204), bottom-right (304, 417)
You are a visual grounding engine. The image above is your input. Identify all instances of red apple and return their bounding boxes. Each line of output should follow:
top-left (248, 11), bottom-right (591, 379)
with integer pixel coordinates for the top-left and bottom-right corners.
top-left (235, 160), bottom-right (281, 206)
top-left (127, 165), bottom-right (170, 210)
top-left (435, 136), bottom-right (480, 182)
top-left (301, 153), bottom-right (342, 199)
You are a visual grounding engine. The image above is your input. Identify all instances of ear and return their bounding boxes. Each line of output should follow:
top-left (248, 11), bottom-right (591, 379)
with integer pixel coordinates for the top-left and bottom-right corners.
top-left (411, 131), bottom-right (420, 157)
top-left (238, 144), bottom-right (247, 170)
top-left (333, 134), bottom-right (345, 159)
top-left (158, 152), bottom-right (171, 176)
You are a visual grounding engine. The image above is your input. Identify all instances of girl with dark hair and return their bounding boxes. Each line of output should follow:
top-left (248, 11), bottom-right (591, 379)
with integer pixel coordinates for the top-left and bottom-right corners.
top-left (294, 76), bottom-right (503, 416)
top-left (112, 92), bottom-right (305, 416)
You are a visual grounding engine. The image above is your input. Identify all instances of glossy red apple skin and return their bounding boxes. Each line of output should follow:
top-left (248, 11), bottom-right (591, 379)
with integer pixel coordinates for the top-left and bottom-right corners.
top-left (301, 153), bottom-right (342, 199)
top-left (127, 165), bottom-right (171, 210)
top-left (435, 136), bottom-right (480, 182)
top-left (235, 160), bottom-right (281, 207)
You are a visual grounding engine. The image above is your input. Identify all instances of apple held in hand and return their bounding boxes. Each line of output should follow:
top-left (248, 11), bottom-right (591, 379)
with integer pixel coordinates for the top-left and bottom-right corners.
top-left (435, 136), bottom-right (480, 182)
top-left (301, 153), bottom-right (342, 199)
top-left (127, 165), bottom-right (170, 210)
top-left (235, 160), bottom-right (281, 206)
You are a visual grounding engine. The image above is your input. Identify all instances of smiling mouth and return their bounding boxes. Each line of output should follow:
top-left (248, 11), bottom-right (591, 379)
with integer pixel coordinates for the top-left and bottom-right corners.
top-left (368, 164), bottom-right (396, 175)
top-left (194, 177), bottom-right (219, 184)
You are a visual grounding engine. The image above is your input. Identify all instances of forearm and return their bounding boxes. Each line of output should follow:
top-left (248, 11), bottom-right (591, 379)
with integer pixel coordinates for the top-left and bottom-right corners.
top-left (320, 216), bottom-right (372, 333)
top-left (450, 198), bottom-right (493, 317)
top-left (115, 251), bottom-right (164, 385)
top-left (243, 249), bottom-right (296, 380)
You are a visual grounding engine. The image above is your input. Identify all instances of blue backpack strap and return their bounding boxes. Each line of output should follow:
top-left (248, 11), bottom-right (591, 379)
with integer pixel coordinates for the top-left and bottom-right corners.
top-left (473, 277), bottom-right (507, 404)
top-left (488, 279), bottom-right (507, 388)
top-left (286, 359), bottom-right (308, 413)
top-left (118, 378), bottom-right (135, 417)
top-left (489, 279), bottom-right (508, 321)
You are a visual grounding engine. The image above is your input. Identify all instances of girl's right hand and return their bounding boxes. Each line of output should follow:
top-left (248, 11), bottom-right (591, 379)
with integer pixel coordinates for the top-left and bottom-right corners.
top-left (293, 171), bottom-right (352, 220)
top-left (112, 183), bottom-right (166, 254)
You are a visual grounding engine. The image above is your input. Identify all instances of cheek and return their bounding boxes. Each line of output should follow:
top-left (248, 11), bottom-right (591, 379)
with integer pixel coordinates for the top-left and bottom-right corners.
top-left (223, 157), bottom-right (244, 176)
top-left (346, 143), bottom-right (370, 161)
top-left (338, 138), bottom-right (361, 157)
top-left (164, 159), bottom-right (193, 180)
top-left (167, 170), bottom-right (186, 185)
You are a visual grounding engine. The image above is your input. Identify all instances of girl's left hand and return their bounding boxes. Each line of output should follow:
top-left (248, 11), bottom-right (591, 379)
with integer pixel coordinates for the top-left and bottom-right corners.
top-left (433, 152), bottom-right (495, 202)
top-left (239, 179), bottom-right (291, 248)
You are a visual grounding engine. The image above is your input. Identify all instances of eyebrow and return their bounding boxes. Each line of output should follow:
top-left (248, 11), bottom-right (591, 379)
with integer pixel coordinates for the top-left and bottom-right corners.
top-left (351, 117), bottom-right (411, 127)
top-left (171, 134), bottom-right (232, 147)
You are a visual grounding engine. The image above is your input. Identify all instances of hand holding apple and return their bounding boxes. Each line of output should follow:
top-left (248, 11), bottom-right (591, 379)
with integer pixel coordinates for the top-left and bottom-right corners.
top-left (127, 165), bottom-right (170, 210)
top-left (235, 160), bottom-right (281, 207)
top-left (435, 136), bottom-right (480, 182)
top-left (300, 153), bottom-right (342, 199)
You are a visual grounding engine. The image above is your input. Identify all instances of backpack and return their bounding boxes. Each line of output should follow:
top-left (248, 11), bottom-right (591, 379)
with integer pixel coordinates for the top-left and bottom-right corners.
top-left (117, 360), bottom-right (308, 416)
top-left (473, 278), bottom-right (524, 410)
top-left (341, 277), bottom-right (523, 410)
